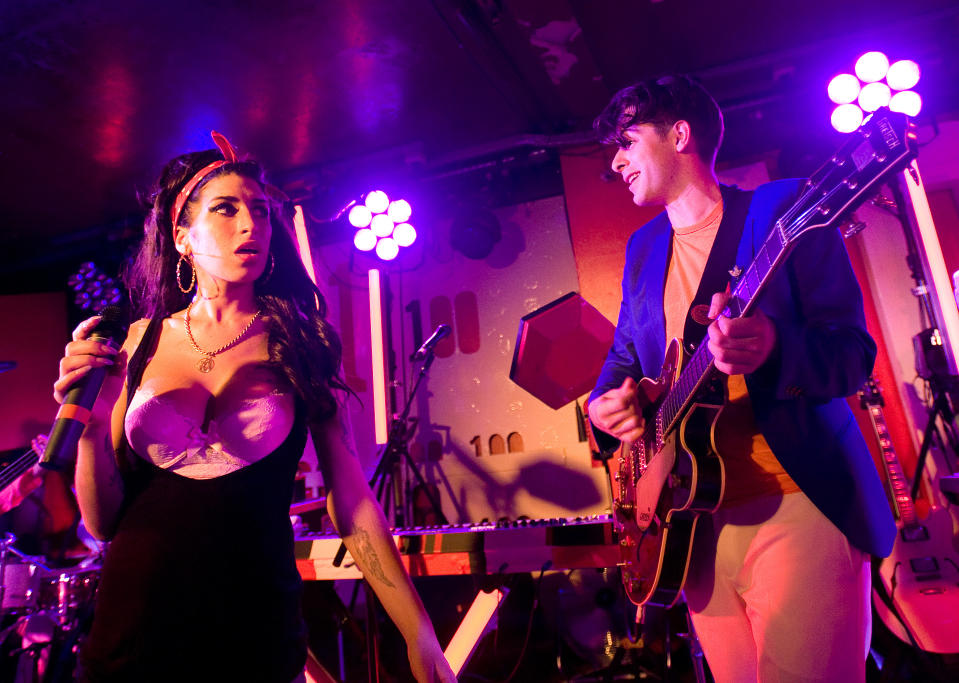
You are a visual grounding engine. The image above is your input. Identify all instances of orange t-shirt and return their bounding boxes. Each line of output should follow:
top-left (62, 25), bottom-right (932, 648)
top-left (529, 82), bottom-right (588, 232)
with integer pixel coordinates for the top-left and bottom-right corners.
top-left (664, 200), bottom-right (799, 505)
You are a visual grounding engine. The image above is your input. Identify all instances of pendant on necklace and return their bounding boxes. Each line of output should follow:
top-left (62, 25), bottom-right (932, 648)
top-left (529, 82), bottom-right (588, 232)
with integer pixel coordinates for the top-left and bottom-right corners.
top-left (196, 356), bottom-right (215, 373)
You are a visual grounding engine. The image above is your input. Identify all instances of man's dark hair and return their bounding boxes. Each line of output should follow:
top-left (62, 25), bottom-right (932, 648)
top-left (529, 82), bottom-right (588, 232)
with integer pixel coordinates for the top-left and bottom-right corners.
top-left (594, 74), bottom-right (724, 165)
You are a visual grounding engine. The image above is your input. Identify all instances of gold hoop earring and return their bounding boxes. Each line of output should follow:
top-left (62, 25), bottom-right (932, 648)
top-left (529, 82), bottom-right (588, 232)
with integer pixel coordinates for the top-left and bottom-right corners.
top-left (259, 252), bottom-right (275, 284)
top-left (176, 254), bottom-right (196, 294)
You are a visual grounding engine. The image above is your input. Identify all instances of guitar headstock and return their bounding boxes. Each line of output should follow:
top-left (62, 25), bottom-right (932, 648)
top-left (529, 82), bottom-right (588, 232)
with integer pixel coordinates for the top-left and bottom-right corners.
top-left (859, 375), bottom-right (885, 409)
top-left (781, 108), bottom-right (918, 245)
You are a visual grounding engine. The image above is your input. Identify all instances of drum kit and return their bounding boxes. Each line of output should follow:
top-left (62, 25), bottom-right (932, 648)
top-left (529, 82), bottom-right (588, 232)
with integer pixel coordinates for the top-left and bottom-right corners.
top-left (0, 532), bottom-right (102, 682)
top-left (0, 432), bottom-right (103, 682)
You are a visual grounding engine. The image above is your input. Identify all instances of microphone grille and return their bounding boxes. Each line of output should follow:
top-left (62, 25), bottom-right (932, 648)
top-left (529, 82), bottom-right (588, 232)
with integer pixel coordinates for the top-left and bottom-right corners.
top-left (99, 305), bottom-right (125, 324)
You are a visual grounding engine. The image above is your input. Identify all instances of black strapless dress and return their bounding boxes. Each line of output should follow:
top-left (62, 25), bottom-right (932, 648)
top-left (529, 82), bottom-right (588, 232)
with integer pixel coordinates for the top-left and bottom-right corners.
top-left (79, 316), bottom-right (308, 682)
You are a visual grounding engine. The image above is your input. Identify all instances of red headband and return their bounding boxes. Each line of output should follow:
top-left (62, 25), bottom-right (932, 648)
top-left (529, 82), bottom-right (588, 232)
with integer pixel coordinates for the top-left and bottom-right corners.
top-left (170, 130), bottom-right (239, 236)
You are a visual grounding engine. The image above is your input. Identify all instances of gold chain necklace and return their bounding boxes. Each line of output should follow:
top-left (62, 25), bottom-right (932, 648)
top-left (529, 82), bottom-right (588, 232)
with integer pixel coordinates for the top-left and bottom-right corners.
top-left (184, 301), bottom-right (261, 373)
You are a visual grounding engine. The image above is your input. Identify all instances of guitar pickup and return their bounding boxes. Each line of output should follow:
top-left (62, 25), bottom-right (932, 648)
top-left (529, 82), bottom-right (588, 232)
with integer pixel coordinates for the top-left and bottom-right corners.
top-left (900, 525), bottom-right (929, 542)
top-left (909, 556), bottom-right (939, 574)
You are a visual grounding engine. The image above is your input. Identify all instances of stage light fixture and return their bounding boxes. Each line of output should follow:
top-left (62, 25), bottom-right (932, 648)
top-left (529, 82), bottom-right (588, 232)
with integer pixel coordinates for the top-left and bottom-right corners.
top-left (387, 199), bottom-right (412, 223)
top-left (827, 73), bottom-right (861, 104)
top-left (365, 190), bottom-right (389, 214)
top-left (68, 261), bottom-right (122, 312)
top-left (828, 52), bottom-right (921, 132)
top-left (830, 103), bottom-right (864, 133)
top-left (354, 228), bottom-right (377, 251)
top-left (350, 189), bottom-right (417, 260)
top-left (858, 82), bottom-right (891, 112)
top-left (890, 90), bottom-right (922, 117)
top-left (393, 223), bottom-right (416, 247)
top-left (886, 60), bottom-right (920, 91)
top-left (371, 213), bottom-right (395, 238)
top-left (855, 51), bottom-right (889, 83)
top-left (349, 205), bottom-right (373, 228)
top-left (375, 237), bottom-right (399, 261)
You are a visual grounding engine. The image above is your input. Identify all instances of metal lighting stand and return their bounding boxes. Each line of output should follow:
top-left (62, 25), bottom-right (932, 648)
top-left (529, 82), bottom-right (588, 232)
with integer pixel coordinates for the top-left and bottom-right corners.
top-left (883, 170), bottom-right (959, 502)
top-left (367, 347), bottom-right (448, 528)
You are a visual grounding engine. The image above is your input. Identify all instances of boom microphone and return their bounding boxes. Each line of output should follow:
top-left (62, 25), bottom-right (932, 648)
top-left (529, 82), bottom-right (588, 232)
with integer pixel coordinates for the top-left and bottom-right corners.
top-left (412, 324), bottom-right (451, 360)
top-left (40, 306), bottom-right (128, 471)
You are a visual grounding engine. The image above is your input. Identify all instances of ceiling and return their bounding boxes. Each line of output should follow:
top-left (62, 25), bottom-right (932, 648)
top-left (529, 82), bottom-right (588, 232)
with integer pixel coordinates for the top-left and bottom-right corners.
top-left (2, 0), bottom-right (958, 292)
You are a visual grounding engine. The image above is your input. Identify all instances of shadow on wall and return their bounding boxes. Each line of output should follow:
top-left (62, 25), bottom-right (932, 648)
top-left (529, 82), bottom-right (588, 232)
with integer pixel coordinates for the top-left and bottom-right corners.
top-left (416, 433), bottom-right (603, 521)
top-left (449, 208), bottom-right (527, 270)
top-left (486, 217), bottom-right (526, 270)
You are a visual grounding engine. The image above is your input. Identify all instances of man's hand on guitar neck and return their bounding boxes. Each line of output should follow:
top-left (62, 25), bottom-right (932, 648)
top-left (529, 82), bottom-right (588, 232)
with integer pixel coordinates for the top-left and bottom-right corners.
top-left (707, 290), bottom-right (777, 375)
top-left (588, 376), bottom-right (663, 444)
top-left (0, 434), bottom-right (48, 514)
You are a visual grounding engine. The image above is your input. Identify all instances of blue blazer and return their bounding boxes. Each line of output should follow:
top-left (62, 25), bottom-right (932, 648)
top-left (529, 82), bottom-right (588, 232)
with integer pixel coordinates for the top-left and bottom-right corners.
top-left (590, 180), bottom-right (896, 558)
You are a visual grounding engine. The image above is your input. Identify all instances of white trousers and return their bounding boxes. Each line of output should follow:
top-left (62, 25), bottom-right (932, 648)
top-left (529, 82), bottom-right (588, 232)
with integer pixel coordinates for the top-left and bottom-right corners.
top-left (683, 492), bottom-right (871, 683)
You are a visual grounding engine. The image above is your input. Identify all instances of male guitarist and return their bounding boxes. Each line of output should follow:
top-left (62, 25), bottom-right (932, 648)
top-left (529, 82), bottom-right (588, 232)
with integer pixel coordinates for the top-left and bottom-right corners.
top-left (587, 75), bottom-right (896, 681)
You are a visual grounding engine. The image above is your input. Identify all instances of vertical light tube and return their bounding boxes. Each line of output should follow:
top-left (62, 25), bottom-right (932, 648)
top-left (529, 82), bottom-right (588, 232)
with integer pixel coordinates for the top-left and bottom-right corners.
top-left (444, 588), bottom-right (508, 676)
top-left (292, 205), bottom-right (318, 285)
top-left (902, 162), bottom-right (959, 374)
top-left (369, 268), bottom-right (388, 444)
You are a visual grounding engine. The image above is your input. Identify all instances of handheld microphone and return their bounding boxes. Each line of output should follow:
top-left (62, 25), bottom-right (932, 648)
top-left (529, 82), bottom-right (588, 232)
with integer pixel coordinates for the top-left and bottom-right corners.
top-left (412, 324), bottom-right (451, 361)
top-left (41, 306), bottom-right (128, 471)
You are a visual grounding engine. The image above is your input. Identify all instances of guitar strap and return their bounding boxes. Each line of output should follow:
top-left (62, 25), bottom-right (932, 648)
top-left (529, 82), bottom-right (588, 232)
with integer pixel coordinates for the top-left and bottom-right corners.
top-left (680, 186), bottom-right (755, 351)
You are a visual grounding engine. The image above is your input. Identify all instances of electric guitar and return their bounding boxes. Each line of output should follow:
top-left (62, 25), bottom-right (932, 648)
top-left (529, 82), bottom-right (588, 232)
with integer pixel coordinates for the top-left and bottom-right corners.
top-left (860, 378), bottom-right (959, 654)
top-left (0, 434), bottom-right (47, 511)
top-left (614, 108), bottom-right (918, 608)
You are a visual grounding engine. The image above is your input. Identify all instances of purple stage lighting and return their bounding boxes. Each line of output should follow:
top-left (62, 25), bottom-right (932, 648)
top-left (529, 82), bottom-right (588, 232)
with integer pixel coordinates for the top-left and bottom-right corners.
top-left (350, 189), bottom-right (417, 259)
top-left (886, 60), bottom-right (920, 91)
top-left (393, 223), bottom-right (416, 247)
top-left (354, 228), bottom-right (377, 251)
top-left (387, 199), bottom-right (412, 223)
top-left (831, 104), bottom-right (864, 133)
top-left (349, 205), bottom-right (373, 228)
top-left (371, 213), bottom-right (395, 238)
top-left (828, 51), bottom-right (921, 132)
top-left (858, 82), bottom-right (891, 112)
top-left (365, 190), bottom-right (389, 214)
top-left (375, 237), bottom-right (399, 261)
top-left (69, 261), bottom-right (122, 312)
top-left (827, 73), bottom-right (861, 104)
top-left (855, 51), bottom-right (889, 83)
top-left (890, 90), bottom-right (922, 117)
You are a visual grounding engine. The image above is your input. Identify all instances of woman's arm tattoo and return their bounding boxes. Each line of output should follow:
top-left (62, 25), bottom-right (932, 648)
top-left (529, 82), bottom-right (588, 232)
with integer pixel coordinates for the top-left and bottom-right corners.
top-left (353, 528), bottom-right (395, 588)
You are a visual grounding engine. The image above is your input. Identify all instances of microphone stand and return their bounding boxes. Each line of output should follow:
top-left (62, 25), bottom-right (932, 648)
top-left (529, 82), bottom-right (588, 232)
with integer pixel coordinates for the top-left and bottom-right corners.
top-left (368, 346), bottom-right (449, 528)
top-left (330, 345), bottom-right (448, 568)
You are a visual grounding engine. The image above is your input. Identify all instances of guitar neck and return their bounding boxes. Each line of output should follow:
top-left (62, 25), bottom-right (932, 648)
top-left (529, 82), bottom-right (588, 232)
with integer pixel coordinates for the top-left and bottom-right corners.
top-left (660, 221), bottom-right (793, 433)
top-left (864, 391), bottom-right (918, 528)
top-left (658, 109), bottom-right (917, 437)
top-left (0, 448), bottom-right (40, 493)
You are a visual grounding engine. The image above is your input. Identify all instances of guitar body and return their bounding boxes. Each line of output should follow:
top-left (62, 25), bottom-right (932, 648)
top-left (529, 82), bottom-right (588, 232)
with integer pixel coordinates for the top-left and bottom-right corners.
top-left (873, 505), bottom-right (959, 653)
top-left (617, 338), bottom-right (726, 607)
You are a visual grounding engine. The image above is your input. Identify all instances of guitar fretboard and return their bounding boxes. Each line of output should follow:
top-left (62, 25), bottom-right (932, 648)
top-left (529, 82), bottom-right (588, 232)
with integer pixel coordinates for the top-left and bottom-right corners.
top-left (660, 222), bottom-right (791, 433)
